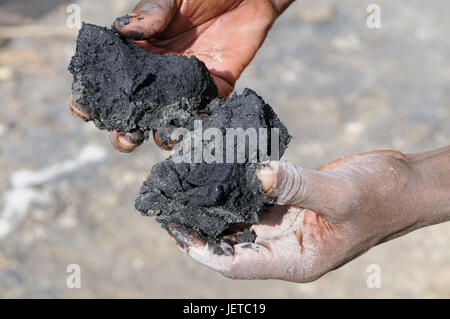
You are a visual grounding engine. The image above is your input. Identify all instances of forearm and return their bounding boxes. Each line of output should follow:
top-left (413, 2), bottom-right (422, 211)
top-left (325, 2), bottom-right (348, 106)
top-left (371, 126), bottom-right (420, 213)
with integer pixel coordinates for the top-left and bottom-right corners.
top-left (407, 146), bottom-right (450, 226)
top-left (270, 0), bottom-right (296, 17)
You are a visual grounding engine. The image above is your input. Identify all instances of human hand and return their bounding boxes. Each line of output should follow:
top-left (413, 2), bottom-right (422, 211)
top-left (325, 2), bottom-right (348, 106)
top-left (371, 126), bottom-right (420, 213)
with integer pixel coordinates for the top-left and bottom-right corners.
top-left (167, 148), bottom-right (450, 282)
top-left (70, 0), bottom-right (294, 153)
top-left (113, 0), bottom-right (293, 97)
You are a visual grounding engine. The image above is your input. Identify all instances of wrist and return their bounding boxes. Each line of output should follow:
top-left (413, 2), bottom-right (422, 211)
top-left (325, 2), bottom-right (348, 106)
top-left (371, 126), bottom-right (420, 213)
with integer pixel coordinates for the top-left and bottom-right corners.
top-left (407, 146), bottom-right (450, 227)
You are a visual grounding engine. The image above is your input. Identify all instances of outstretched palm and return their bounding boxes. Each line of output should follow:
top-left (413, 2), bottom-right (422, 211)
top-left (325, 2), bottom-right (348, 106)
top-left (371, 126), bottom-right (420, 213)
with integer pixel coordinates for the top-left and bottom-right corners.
top-left (168, 151), bottom-right (416, 282)
top-left (114, 0), bottom-right (278, 97)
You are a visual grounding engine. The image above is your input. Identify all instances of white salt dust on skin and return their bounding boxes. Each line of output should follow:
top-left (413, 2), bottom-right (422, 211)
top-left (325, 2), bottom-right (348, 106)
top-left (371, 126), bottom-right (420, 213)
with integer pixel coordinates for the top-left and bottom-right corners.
top-left (179, 206), bottom-right (327, 282)
top-left (0, 145), bottom-right (106, 239)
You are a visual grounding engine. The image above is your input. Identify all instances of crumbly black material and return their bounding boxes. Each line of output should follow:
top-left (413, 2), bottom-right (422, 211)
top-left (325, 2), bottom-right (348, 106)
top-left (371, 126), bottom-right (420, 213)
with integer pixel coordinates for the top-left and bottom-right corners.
top-left (237, 229), bottom-right (257, 244)
top-left (69, 23), bottom-right (291, 243)
top-left (115, 15), bottom-right (131, 26)
top-left (135, 89), bottom-right (291, 242)
top-left (68, 23), bottom-right (217, 139)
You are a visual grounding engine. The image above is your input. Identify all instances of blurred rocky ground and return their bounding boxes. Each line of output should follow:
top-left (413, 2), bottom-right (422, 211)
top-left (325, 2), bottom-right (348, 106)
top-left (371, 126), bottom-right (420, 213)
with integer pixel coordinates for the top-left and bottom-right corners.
top-left (0, 0), bottom-right (448, 298)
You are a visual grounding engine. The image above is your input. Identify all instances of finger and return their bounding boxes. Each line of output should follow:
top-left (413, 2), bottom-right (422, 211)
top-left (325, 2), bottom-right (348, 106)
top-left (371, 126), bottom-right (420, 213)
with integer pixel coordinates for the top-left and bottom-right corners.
top-left (232, 236), bottom-right (305, 281)
top-left (211, 74), bottom-right (235, 99)
top-left (187, 242), bottom-right (272, 279)
top-left (153, 125), bottom-right (182, 151)
top-left (166, 222), bottom-right (205, 249)
top-left (166, 222), bottom-right (233, 254)
top-left (114, 0), bottom-right (178, 40)
top-left (108, 130), bottom-right (144, 153)
top-left (256, 162), bottom-right (357, 220)
top-left (167, 221), bottom-right (306, 281)
top-left (69, 94), bottom-right (91, 122)
top-left (166, 223), bottom-right (247, 275)
top-left (153, 114), bottom-right (209, 151)
top-left (187, 235), bottom-right (306, 281)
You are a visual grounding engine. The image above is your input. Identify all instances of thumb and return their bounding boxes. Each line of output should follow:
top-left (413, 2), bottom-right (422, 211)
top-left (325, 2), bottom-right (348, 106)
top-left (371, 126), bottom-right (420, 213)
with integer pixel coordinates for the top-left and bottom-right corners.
top-left (257, 162), bottom-right (358, 220)
top-left (114, 0), bottom-right (178, 40)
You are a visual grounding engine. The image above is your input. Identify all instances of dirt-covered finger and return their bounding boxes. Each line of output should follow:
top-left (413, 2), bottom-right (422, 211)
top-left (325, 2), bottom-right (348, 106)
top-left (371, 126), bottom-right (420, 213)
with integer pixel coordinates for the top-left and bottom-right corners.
top-left (113, 0), bottom-right (178, 40)
top-left (108, 130), bottom-right (144, 153)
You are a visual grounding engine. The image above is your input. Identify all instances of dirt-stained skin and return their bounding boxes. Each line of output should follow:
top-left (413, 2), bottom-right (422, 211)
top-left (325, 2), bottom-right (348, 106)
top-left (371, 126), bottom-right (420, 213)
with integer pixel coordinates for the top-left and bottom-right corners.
top-left (167, 147), bottom-right (450, 282)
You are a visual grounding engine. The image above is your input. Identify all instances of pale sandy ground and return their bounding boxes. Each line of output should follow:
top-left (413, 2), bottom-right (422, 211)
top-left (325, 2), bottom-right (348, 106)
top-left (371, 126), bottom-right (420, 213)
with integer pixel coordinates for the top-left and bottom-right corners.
top-left (0, 0), bottom-right (448, 298)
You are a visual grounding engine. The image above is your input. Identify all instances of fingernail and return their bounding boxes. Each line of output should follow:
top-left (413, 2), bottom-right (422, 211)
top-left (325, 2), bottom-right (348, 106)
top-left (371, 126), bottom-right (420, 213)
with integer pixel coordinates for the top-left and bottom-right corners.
top-left (256, 167), bottom-right (276, 194)
top-left (167, 223), bottom-right (194, 249)
top-left (114, 14), bottom-right (147, 40)
top-left (216, 241), bottom-right (234, 256)
top-left (117, 135), bottom-right (137, 150)
top-left (70, 96), bottom-right (91, 122)
top-left (115, 14), bottom-right (138, 27)
top-left (108, 130), bottom-right (142, 153)
top-left (153, 126), bottom-right (182, 151)
top-left (213, 246), bottom-right (224, 255)
top-left (121, 130), bottom-right (144, 145)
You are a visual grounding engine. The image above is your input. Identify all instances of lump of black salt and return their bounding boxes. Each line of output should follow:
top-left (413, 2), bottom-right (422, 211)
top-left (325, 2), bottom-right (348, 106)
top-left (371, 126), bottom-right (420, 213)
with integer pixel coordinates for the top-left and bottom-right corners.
top-left (135, 89), bottom-right (291, 242)
top-left (68, 23), bottom-right (217, 139)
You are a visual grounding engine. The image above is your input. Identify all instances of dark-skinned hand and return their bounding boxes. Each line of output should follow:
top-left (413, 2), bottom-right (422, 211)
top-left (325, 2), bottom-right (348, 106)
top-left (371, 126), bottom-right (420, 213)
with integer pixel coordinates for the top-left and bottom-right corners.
top-left (69, 0), bottom-right (295, 152)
